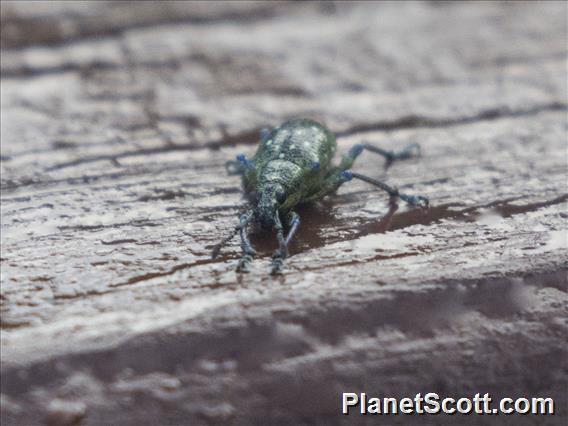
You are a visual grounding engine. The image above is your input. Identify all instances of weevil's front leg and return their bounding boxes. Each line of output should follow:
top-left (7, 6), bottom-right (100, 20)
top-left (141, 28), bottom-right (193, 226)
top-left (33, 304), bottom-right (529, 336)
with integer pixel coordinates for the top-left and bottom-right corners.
top-left (226, 127), bottom-right (270, 175)
top-left (270, 211), bottom-right (286, 275)
top-left (339, 142), bottom-right (420, 170)
top-left (270, 211), bottom-right (300, 275)
top-left (284, 212), bottom-right (301, 246)
top-left (236, 211), bottom-right (257, 272)
top-left (211, 209), bottom-right (255, 260)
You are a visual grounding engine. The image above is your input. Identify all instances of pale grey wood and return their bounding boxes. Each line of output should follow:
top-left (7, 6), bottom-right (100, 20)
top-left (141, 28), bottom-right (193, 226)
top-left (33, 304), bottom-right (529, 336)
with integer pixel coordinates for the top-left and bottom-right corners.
top-left (1, 1), bottom-right (567, 425)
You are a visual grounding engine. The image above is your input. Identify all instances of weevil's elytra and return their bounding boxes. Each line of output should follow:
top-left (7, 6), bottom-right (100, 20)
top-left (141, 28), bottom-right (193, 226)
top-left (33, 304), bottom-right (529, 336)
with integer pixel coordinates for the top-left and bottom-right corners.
top-left (212, 118), bottom-right (429, 275)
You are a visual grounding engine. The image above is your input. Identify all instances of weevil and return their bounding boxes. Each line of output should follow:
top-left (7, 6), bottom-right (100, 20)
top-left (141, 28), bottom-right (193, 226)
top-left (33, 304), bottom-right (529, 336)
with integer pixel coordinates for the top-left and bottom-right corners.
top-left (212, 118), bottom-right (429, 274)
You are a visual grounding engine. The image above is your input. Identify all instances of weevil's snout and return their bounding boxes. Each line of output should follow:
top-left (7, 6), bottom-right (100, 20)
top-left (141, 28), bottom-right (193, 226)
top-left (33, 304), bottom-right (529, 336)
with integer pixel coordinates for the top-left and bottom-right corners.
top-left (258, 211), bottom-right (274, 230)
top-left (257, 203), bottom-right (276, 230)
top-left (257, 198), bottom-right (277, 229)
top-left (257, 184), bottom-right (285, 229)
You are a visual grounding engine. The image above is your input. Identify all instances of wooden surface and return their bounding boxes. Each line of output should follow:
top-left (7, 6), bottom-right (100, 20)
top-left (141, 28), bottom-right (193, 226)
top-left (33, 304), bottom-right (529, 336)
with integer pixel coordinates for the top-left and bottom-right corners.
top-left (1, 1), bottom-right (567, 425)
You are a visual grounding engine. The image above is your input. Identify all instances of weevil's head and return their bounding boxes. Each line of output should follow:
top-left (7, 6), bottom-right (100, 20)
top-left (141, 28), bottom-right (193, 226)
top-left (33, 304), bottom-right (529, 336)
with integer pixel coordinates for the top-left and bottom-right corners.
top-left (256, 183), bottom-right (286, 229)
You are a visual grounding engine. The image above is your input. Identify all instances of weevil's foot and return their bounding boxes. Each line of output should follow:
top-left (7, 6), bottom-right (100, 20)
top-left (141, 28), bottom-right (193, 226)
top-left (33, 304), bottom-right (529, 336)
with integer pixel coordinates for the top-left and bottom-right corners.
top-left (273, 247), bottom-right (288, 259)
top-left (236, 262), bottom-right (250, 273)
top-left (399, 193), bottom-right (429, 209)
top-left (236, 254), bottom-right (253, 272)
top-left (270, 258), bottom-right (285, 275)
top-left (270, 249), bottom-right (286, 275)
top-left (397, 143), bottom-right (421, 159)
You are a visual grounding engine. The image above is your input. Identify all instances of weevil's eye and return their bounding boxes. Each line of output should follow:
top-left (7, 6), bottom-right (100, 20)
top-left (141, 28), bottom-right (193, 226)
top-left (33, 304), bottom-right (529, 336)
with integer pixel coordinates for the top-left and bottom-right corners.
top-left (275, 188), bottom-right (286, 204)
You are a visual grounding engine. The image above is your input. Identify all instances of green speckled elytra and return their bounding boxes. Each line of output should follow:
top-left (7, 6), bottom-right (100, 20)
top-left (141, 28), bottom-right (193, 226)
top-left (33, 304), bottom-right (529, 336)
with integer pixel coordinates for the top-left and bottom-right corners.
top-left (212, 118), bottom-right (428, 274)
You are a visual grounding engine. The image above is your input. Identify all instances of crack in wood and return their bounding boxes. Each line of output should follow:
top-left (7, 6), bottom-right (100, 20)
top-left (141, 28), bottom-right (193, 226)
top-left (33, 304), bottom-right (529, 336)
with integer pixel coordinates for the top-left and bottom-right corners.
top-left (24, 103), bottom-right (564, 176)
top-left (1, 3), bottom-right (302, 50)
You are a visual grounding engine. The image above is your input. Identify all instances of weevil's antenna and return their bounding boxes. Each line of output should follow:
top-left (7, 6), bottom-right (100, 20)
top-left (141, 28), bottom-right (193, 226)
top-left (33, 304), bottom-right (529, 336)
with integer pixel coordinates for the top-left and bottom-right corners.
top-left (211, 210), bottom-right (255, 259)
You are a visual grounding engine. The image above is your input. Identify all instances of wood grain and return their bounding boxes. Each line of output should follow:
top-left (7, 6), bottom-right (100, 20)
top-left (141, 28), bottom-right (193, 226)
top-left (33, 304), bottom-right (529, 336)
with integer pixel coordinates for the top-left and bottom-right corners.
top-left (1, 1), bottom-right (567, 424)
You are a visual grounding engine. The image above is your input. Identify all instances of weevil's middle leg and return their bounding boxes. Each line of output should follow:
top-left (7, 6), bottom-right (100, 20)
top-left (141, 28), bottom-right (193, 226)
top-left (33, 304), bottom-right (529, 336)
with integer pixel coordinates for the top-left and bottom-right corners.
top-left (270, 211), bottom-right (300, 275)
top-left (305, 140), bottom-right (428, 207)
top-left (226, 127), bottom-right (270, 175)
top-left (226, 153), bottom-right (254, 175)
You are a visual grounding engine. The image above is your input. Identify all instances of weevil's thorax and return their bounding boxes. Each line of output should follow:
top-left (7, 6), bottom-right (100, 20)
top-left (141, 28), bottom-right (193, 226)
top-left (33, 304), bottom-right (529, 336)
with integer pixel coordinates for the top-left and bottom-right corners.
top-left (257, 160), bottom-right (301, 192)
top-left (255, 119), bottom-right (336, 170)
top-left (250, 119), bottom-right (337, 214)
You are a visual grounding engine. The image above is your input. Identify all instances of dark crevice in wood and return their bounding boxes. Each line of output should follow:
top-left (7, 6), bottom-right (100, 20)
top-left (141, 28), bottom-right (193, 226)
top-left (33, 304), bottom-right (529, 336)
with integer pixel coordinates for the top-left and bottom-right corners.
top-left (1, 4), bottom-right (299, 50)
top-left (112, 257), bottom-right (220, 288)
top-left (335, 102), bottom-right (568, 137)
top-left (18, 103), bottom-right (563, 178)
top-left (1, 61), bottom-right (120, 79)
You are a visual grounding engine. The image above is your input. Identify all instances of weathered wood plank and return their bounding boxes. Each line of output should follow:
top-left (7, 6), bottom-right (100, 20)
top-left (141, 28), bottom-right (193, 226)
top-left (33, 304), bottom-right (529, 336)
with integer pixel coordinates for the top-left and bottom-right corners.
top-left (1, 1), bottom-right (567, 425)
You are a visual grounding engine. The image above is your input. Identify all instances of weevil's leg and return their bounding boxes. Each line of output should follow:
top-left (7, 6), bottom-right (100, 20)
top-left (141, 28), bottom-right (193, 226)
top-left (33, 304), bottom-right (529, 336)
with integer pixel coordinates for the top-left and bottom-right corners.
top-left (339, 142), bottom-right (421, 170)
top-left (344, 171), bottom-right (429, 208)
top-left (285, 212), bottom-right (301, 246)
top-left (302, 171), bottom-right (348, 203)
top-left (270, 211), bottom-right (300, 275)
top-left (226, 154), bottom-right (253, 175)
top-left (270, 211), bottom-right (286, 275)
top-left (236, 211), bottom-right (257, 272)
top-left (259, 127), bottom-right (272, 142)
top-left (304, 170), bottom-right (428, 208)
top-left (211, 209), bottom-right (254, 259)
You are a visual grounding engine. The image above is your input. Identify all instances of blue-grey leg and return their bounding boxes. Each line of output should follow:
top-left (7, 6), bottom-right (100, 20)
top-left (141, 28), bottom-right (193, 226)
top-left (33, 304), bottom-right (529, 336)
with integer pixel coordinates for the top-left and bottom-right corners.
top-left (259, 127), bottom-right (272, 142)
top-left (270, 211), bottom-right (300, 275)
top-left (236, 211), bottom-right (257, 272)
top-left (211, 209), bottom-right (255, 259)
top-left (226, 128), bottom-right (270, 174)
top-left (226, 153), bottom-right (253, 175)
top-left (340, 142), bottom-right (421, 170)
top-left (285, 212), bottom-right (301, 246)
top-left (342, 171), bottom-right (429, 208)
top-left (362, 142), bottom-right (420, 167)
